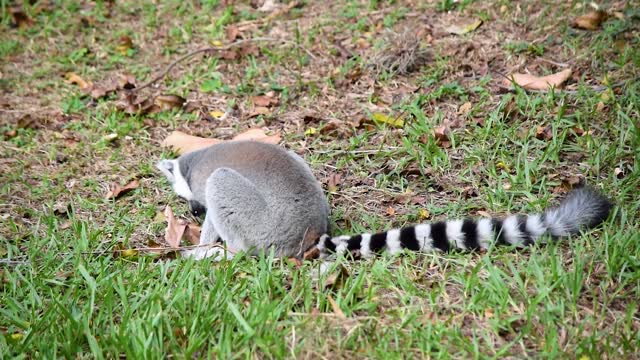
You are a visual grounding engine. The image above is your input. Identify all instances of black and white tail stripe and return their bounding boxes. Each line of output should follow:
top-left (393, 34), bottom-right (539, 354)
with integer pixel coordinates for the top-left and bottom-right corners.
top-left (317, 186), bottom-right (612, 257)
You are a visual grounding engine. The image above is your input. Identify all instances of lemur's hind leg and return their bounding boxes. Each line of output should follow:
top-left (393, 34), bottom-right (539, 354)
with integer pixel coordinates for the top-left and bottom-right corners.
top-left (181, 211), bottom-right (227, 260)
top-left (204, 167), bottom-right (271, 255)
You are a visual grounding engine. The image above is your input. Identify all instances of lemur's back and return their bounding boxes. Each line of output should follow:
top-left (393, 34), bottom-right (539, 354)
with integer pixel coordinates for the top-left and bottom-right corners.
top-left (172, 141), bottom-right (329, 258)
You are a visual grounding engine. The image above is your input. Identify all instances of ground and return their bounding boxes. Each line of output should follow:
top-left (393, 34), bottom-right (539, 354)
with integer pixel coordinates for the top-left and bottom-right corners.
top-left (1, 0), bottom-right (639, 358)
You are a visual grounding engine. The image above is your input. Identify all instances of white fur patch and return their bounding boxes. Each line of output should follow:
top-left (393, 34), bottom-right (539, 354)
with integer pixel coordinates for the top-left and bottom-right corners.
top-left (335, 241), bottom-right (348, 255)
top-left (414, 224), bottom-right (432, 251)
top-left (386, 229), bottom-right (402, 255)
top-left (476, 218), bottom-right (493, 249)
top-left (526, 214), bottom-right (546, 242)
top-left (172, 160), bottom-right (194, 200)
top-left (502, 215), bottom-right (524, 246)
top-left (446, 219), bottom-right (465, 249)
top-left (360, 234), bottom-right (372, 258)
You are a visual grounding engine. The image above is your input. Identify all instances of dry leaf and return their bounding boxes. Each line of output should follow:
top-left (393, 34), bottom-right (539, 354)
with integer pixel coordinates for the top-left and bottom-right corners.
top-left (10, 7), bottom-right (33, 29)
top-left (249, 106), bottom-right (271, 117)
top-left (164, 206), bottom-right (186, 248)
top-left (324, 264), bottom-right (348, 290)
top-left (105, 179), bottom-right (139, 200)
top-left (116, 35), bottom-right (134, 55)
top-left (459, 102), bottom-right (472, 115)
top-left (535, 125), bottom-right (553, 140)
top-left (154, 95), bottom-right (186, 111)
top-left (226, 25), bottom-right (240, 41)
top-left (445, 19), bottom-right (483, 35)
top-left (386, 206), bottom-right (396, 216)
top-left (252, 95), bottom-right (279, 107)
top-left (327, 296), bottom-right (346, 319)
top-left (209, 110), bottom-right (225, 119)
top-left (327, 173), bottom-right (342, 193)
top-left (573, 10), bottom-right (608, 30)
top-left (162, 129), bottom-right (281, 155)
top-left (231, 128), bottom-right (281, 144)
top-left (372, 112), bottom-right (404, 128)
top-left (184, 223), bottom-right (201, 245)
top-left (65, 72), bottom-right (92, 89)
top-left (505, 68), bottom-right (572, 90)
top-left (303, 246), bottom-right (320, 260)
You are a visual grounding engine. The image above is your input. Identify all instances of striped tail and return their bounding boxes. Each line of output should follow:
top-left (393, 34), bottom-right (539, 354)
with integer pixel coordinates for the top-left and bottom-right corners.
top-left (318, 186), bottom-right (612, 258)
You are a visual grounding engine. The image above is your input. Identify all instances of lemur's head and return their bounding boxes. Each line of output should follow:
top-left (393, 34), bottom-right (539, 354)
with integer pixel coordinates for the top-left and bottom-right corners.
top-left (157, 158), bottom-right (204, 217)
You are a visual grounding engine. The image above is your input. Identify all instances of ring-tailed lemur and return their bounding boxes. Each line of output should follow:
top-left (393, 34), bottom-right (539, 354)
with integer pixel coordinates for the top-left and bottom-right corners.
top-left (157, 141), bottom-right (612, 260)
top-left (157, 141), bottom-right (330, 260)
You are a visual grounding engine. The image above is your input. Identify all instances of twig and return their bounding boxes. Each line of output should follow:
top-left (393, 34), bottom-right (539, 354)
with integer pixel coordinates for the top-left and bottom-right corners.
top-left (0, 259), bottom-right (31, 266)
top-left (132, 37), bottom-right (317, 92)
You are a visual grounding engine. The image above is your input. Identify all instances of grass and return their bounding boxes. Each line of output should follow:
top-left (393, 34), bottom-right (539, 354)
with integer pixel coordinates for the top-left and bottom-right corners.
top-left (1, 0), bottom-right (639, 358)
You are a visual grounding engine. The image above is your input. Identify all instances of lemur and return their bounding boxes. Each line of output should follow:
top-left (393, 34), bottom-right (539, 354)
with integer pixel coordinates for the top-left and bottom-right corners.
top-left (157, 141), bottom-right (612, 260)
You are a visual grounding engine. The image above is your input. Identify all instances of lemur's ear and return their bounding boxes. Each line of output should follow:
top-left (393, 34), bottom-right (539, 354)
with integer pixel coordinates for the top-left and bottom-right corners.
top-left (156, 159), bottom-right (177, 183)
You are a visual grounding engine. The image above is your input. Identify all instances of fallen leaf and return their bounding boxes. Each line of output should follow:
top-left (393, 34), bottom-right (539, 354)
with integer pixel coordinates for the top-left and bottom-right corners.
top-left (459, 102), bottom-right (472, 115)
top-left (16, 114), bottom-right (38, 129)
top-left (184, 223), bottom-right (201, 245)
top-left (258, 0), bottom-right (278, 12)
top-left (209, 110), bottom-right (225, 119)
top-left (164, 206), bottom-right (186, 248)
top-left (327, 296), bottom-right (346, 319)
top-left (226, 25), bottom-right (240, 41)
top-left (418, 208), bottom-right (430, 220)
top-left (286, 257), bottom-right (303, 267)
top-left (105, 179), bottom-right (139, 200)
top-left (10, 7), bottom-right (33, 29)
top-left (303, 246), bottom-right (320, 260)
top-left (372, 112), bottom-right (404, 128)
top-left (252, 95), bottom-right (278, 107)
top-left (573, 10), bottom-right (608, 30)
top-left (116, 35), bottom-right (134, 55)
top-left (162, 129), bottom-right (281, 155)
top-left (386, 206), bottom-right (396, 216)
top-left (154, 94), bottom-right (186, 111)
top-left (505, 68), bottom-right (572, 91)
top-left (445, 19), bottom-right (483, 35)
top-left (324, 264), bottom-right (348, 290)
top-left (65, 72), bottom-right (92, 89)
top-left (304, 127), bottom-right (317, 136)
top-left (327, 173), bottom-right (342, 193)
top-left (231, 128), bottom-right (281, 144)
top-left (535, 125), bottom-right (553, 140)
top-left (249, 106), bottom-right (271, 117)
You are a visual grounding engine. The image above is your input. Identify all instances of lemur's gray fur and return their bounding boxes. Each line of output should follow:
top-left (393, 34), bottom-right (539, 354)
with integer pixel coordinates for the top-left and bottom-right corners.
top-left (157, 141), bottom-right (329, 259)
top-left (158, 141), bottom-right (612, 261)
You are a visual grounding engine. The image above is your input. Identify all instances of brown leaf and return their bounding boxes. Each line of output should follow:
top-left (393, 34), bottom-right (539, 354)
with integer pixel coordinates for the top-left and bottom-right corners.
top-left (154, 94), bottom-right (186, 111)
top-left (10, 7), bottom-right (33, 29)
top-left (535, 125), bottom-right (553, 140)
top-left (162, 129), bottom-right (281, 155)
top-left (324, 264), bottom-right (348, 290)
top-left (303, 246), bottom-right (320, 260)
top-left (17, 114), bottom-right (38, 129)
top-left (226, 25), bottom-right (240, 41)
top-left (231, 128), bottom-right (281, 144)
top-left (116, 35), bottom-right (134, 55)
top-left (65, 72), bottom-right (92, 90)
top-left (505, 68), bottom-right (572, 91)
top-left (573, 10), bottom-right (608, 30)
top-left (248, 106), bottom-right (272, 117)
top-left (105, 179), bottom-right (139, 200)
top-left (327, 173), bottom-right (342, 193)
top-left (252, 95), bottom-right (279, 107)
top-left (184, 223), bottom-right (201, 245)
top-left (386, 206), bottom-right (396, 217)
top-left (327, 296), bottom-right (346, 319)
top-left (164, 206), bottom-right (186, 248)
top-left (238, 43), bottom-right (260, 57)
top-left (117, 73), bottom-right (137, 90)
